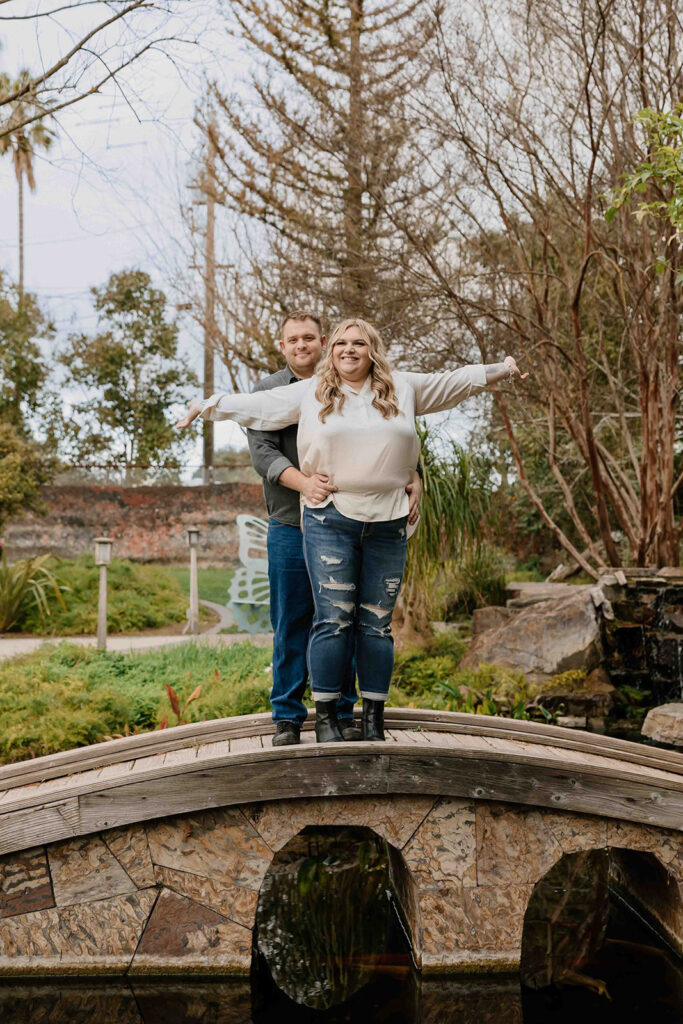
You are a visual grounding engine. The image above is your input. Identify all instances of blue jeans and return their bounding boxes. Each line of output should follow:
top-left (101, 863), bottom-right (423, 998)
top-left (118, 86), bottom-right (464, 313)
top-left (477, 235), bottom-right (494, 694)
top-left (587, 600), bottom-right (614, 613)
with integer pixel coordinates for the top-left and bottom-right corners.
top-left (267, 518), bottom-right (357, 725)
top-left (302, 505), bottom-right (408, 702)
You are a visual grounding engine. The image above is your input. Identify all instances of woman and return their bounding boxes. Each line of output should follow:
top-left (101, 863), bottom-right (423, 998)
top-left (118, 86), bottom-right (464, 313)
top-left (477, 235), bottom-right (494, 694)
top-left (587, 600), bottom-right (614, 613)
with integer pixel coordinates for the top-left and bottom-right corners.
top-left (177, 318), bottom-right (527, 743)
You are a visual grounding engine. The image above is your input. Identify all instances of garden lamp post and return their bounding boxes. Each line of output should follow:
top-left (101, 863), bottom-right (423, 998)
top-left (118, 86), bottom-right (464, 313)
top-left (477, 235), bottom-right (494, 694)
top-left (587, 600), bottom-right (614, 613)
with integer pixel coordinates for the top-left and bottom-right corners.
top-left (188, 528), bottom-right (200, 635)
top-left (94, 537), bottom-right (113, 651)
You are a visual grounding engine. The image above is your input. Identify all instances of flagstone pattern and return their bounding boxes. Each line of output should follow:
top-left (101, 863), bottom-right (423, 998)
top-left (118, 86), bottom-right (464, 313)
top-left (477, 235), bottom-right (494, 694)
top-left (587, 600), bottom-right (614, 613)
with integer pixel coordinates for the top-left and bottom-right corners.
top-left (0, 792), bottom-right (681, 976)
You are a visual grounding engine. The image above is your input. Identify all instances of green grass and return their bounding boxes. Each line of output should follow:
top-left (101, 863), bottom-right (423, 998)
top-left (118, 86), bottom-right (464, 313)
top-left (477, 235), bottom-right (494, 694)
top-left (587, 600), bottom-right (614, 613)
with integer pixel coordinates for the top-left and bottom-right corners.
top-left (166, 567), bottom-right (235, 605)
top-left (19, 556), bottom-right (189, 636)
top-left (0, 640), bottom-right (274, 764)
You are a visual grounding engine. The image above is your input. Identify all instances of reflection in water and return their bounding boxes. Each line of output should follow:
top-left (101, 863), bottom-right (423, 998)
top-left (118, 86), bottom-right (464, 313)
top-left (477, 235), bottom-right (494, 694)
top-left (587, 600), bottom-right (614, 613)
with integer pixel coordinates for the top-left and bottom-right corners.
top-left (254, 826), bottom-right (415, 1010)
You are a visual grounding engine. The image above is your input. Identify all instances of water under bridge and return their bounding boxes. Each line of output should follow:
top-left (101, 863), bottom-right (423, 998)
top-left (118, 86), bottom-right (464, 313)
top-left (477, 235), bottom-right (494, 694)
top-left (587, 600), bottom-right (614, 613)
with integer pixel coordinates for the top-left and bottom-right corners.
top-left (0, 709), bottom-right (682, 977)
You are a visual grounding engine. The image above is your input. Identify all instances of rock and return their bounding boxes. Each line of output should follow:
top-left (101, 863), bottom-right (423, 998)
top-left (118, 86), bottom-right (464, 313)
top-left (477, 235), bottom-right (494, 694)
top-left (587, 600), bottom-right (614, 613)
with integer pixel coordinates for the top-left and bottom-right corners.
top-left (556, 716), bottom-right (588, 729)
top-left (505, 581), bottom-right (593, 609)
top-left (460, 589), bottom-right (603, 683)
top-left (641, 703), bottom-right (683, 747)
top-left (471, 606), bottom-right (512, 636)
top-left (528, 669), bottom-right (616, 718)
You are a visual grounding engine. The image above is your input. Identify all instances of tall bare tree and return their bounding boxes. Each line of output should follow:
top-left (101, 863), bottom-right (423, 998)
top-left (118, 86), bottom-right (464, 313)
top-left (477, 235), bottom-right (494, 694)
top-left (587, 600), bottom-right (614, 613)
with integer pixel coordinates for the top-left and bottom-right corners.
top-left (396, 0), bottom-right (683, 572)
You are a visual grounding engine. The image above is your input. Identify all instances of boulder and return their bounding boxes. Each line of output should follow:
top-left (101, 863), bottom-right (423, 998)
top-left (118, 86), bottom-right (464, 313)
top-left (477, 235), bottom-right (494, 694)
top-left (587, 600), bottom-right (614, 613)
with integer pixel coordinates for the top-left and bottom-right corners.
top-left (641, 703), bottom-right (683, 748)
top-left (471, 606), bottom-right (512, 635)
top-left (505, 581), bottom-right (593, 610)
top-left (461, 589), bottom-right (603, 682)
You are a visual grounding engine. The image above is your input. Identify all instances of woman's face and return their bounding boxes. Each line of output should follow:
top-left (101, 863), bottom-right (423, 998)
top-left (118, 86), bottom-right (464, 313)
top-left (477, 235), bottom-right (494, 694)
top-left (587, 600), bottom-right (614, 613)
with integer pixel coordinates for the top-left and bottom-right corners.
top-left (331, 327), bottom-right (373, 384)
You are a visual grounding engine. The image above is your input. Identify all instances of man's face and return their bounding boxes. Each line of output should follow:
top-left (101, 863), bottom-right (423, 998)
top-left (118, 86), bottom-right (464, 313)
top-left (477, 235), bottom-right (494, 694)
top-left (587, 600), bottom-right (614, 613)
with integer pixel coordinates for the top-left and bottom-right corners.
top-left (280, 318), bottom-right (326, 377)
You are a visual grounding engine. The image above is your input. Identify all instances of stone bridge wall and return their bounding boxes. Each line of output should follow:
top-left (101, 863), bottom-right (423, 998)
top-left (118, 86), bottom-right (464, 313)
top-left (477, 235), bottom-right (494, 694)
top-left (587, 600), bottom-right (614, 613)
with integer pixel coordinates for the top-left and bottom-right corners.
top-left (2, 483), bottom-right (267, 566)
top-left (1, 795), bottom-right (682, 976)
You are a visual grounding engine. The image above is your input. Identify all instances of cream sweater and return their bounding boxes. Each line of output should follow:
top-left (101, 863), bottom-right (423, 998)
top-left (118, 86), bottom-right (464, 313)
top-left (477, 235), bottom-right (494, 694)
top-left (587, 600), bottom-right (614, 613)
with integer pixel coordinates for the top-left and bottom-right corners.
top-left (201, 365), bottom-right (488, 523)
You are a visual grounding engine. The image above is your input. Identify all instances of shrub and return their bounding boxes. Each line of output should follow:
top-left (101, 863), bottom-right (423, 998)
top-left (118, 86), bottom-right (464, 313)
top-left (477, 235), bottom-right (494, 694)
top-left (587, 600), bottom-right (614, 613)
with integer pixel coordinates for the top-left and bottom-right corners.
top-left (0, 552), bottom-right (66, 632)
top-left (18, 555), bottom-right (188, 635)
top-left (0, 640), bottom-right (274, 764)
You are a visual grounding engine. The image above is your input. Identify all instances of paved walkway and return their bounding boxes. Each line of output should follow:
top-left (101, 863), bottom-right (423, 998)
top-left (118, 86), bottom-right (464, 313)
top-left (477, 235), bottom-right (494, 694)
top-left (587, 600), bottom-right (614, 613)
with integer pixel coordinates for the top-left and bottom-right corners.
top-left (0, 600), bottom-right (273, 662)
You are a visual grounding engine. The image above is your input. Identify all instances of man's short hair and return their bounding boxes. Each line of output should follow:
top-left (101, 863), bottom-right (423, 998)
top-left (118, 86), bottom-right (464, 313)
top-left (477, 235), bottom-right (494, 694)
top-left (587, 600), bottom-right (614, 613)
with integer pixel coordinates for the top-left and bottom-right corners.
top-left (280, 310), bottom-right (323, 337)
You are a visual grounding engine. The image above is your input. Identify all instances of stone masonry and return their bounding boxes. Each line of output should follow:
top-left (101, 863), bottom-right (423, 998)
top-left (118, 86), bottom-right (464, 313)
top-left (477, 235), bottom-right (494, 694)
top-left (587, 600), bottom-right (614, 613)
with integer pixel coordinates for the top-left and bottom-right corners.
top-left (0, 795), bottom-right (682, 976)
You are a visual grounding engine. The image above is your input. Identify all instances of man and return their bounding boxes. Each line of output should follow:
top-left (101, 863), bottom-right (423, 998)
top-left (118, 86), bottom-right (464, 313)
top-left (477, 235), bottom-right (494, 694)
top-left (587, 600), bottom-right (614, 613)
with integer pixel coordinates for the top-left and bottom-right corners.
top-left (248, 311), bottom-right (422, 746)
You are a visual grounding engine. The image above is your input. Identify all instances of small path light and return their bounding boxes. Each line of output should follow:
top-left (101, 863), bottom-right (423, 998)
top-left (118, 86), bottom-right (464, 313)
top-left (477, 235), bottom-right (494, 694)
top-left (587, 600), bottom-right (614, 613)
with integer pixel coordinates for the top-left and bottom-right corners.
top-left (94, 537), bottom-right (113, 652)
top-left (188, 528), bottom-right (200, 635)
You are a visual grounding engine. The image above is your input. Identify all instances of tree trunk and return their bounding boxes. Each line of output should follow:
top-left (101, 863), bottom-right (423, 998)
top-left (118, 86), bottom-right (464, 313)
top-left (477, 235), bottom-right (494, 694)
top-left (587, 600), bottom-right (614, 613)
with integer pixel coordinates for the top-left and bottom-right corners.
top-left (17, 170), bottom-right (24, 309)
top-left (343, 0), bottom-right (365, 312)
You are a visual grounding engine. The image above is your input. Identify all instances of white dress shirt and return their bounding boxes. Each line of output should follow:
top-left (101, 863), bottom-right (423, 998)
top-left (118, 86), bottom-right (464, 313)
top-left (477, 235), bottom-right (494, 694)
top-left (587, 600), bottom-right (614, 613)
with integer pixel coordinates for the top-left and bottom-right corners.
top-left (201, 365), bottom-right (488, 523)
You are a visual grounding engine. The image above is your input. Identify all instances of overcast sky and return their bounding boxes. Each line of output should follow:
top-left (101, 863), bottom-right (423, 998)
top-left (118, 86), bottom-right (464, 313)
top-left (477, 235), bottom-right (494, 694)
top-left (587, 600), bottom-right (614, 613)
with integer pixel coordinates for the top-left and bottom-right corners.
top-left (0, 1), bottom-right (250, 463)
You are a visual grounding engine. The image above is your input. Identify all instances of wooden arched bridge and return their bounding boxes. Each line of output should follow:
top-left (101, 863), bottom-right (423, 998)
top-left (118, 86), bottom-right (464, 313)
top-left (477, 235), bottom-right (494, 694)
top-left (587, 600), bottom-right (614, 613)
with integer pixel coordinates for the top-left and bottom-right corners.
top-left (1, 709), bottom-right (682, 977)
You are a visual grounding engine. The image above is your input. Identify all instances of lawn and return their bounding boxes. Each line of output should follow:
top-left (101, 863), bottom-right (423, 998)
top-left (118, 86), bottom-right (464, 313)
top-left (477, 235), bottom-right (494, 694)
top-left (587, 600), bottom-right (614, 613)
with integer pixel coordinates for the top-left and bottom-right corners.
top-left (166, 566), bottom-right (235, 605)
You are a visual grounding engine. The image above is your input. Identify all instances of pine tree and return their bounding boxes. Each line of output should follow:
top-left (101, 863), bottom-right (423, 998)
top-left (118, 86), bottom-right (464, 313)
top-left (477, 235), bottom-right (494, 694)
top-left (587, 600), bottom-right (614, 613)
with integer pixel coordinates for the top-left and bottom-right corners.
top-left (202, 0), bottom-right (433, 350)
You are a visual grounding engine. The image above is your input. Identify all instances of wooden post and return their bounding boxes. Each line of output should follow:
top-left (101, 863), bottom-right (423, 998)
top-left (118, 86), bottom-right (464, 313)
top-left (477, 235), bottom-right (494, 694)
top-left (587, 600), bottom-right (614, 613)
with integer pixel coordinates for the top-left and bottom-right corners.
top-left (94, 537), bottom-right (113, 652)
top-left (188, 527), bottom-right (200, 635)
top-left (97, 564), bottom-right (107, 651)
top-left (190, 545), bottom-right (199, 635)
top-left (203, 119), bottom-right (216, 486)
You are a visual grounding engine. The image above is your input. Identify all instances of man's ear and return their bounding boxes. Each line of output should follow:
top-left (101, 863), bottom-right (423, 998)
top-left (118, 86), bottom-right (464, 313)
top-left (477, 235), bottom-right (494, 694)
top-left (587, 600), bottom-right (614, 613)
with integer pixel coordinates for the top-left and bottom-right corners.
top-left (278, 338), bottom-right (286, 356)
top-left (320, 335), bottom-right (327, 350)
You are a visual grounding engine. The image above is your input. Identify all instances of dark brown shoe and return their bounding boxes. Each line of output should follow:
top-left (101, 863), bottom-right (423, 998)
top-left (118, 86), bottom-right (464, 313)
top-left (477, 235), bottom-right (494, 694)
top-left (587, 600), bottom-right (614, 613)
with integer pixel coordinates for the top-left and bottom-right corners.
top-left (272, 721), bottom-right (301, 747)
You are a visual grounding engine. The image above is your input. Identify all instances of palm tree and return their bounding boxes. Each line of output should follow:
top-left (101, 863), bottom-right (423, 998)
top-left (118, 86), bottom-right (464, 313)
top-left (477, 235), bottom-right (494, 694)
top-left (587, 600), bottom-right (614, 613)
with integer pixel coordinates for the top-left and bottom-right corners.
top-left (0, 71), bottom-right (55, 305)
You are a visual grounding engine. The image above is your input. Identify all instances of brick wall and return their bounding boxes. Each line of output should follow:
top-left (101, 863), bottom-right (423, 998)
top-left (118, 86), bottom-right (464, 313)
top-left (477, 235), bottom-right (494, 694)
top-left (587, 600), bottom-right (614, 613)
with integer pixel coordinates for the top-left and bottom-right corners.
top-left (2, 484), bottom-right (267, 566)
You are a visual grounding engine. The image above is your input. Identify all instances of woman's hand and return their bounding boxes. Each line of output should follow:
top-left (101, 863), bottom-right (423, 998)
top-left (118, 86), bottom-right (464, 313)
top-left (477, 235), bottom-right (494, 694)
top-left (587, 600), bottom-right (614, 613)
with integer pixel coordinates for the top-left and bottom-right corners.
top-left (176, 399), bottom-right (204, 429)
top-left (301, 473), bottom-right (338, 505)
top-left (503, 356), bottom-right (529, 381)
top-left (405, 471), bottom-right (422, 526)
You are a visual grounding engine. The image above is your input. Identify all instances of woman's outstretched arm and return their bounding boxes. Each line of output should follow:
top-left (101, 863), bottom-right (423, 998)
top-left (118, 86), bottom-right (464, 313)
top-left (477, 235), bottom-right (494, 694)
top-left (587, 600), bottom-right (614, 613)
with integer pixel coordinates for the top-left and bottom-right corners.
top-left (176, 377), bottom-right (310, 431)
top-left (403, 356), bottom-right (528, 416)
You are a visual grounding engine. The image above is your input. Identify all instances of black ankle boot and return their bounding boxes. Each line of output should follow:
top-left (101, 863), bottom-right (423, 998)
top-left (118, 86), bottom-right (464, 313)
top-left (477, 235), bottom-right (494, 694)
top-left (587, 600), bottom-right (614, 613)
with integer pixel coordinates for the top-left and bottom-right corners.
top-left (362, 698), bottom-right (386, 741)
top-left (315, 702), bottom-right (344, 743)
top-left (338, 718), bottom-right (363, 741)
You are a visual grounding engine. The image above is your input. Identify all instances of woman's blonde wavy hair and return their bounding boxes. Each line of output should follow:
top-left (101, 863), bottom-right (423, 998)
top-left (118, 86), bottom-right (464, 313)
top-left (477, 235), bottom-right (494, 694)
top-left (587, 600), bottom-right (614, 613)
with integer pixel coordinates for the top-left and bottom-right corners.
top-left (315, 318), bottom-right (400, 423)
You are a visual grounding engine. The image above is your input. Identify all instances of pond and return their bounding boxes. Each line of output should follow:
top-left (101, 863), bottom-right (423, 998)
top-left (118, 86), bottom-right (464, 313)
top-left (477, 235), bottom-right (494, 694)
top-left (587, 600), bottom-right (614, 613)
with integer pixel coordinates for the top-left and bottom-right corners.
top-left (2, 826), bottom-right (682, 1023)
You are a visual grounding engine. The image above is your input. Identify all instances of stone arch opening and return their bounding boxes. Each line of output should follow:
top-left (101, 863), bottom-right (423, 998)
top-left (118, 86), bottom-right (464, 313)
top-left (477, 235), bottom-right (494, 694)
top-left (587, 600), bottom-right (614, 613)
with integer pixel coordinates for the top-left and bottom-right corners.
top-left (252, 824), bottom-right (420, 1011)
top-left (520, 846), bottom-right (683, 991)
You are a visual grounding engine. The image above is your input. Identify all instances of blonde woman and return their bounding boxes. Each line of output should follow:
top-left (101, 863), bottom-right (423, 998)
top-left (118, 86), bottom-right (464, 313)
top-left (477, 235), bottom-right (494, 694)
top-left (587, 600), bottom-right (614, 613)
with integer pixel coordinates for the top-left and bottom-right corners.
top-left (177, 318), bottom-right (527, 743)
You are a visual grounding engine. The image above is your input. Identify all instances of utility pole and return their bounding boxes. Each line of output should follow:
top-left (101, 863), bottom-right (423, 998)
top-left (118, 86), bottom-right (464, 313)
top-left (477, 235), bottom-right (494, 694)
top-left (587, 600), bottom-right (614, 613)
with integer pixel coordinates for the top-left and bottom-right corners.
top-left (203, 119), bottom-right (217, 486)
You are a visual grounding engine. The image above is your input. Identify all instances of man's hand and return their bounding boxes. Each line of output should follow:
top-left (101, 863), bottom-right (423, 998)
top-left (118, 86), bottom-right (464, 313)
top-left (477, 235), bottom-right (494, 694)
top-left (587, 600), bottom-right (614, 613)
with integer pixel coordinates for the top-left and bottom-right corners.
top-left (301, 473), bottom-right (337, 505)
top-left (176, 399), bottom-right (203, 429)
top-left (405, 470), bottom-right (422, 526)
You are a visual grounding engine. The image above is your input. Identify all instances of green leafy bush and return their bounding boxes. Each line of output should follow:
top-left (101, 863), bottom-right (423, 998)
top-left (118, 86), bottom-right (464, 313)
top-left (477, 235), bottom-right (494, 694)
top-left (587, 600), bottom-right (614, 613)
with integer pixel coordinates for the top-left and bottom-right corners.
top-left (0, 640), bottom-right (274, 763)
top-left (0, 552), bottom-right (66, 632)
top-left (18, 556), bottom-right (189, 635)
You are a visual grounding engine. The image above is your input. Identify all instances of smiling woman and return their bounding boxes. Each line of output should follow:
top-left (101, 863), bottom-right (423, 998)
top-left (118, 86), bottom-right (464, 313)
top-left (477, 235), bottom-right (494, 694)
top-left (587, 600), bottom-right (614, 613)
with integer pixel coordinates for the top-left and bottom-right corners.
top-left (177, 317), bottom-right (526, 745)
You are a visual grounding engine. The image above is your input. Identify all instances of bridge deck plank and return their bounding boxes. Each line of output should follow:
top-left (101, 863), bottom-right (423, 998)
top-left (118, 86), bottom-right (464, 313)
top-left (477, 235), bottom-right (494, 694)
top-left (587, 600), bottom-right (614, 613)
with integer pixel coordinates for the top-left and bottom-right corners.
top-left (194, 740), bottom-right (231, 763)
top-left (230, 735), bottom-right (265, 754)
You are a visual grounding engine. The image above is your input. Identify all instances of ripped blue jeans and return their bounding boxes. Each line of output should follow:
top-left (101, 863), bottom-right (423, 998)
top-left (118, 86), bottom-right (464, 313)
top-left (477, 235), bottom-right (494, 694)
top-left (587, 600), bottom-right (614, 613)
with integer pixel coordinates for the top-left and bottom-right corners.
top-left (302, 504), bottom-right (408, 702)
